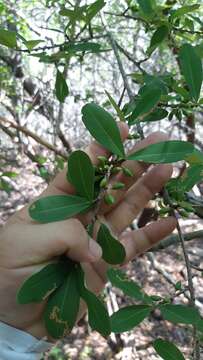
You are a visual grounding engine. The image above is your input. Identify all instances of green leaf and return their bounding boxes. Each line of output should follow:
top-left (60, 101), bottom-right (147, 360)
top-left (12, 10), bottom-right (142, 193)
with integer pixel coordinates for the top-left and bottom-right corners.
top-left (59, 0), bottom-right (105, 24)
top-left (44, 268), bottom-right (80, 338)
top-left (0, 28), bottom-right (17, 48)
top-left (81, 289), bottom-right (111, 337)
top-left (59, 5), bottom-right (87, 21)
top-left (148, 25), bottom-right (169, 55)
top-left (196, 319), bottom-right (203, 332)
top-left (1, 171), bottom-right (18, 178)
top-left (171, 5), bottom-right (200, 19)
top-left (153, 339), bottom-right (185, 360)
top-left (179, 44), bottom-right (202, 101)
top-left (55, 69), bottom-right (69, 103)
top-left (97, 224), bottom-right (126, 265)
top-left (17, 261), bottom-right (70, 304)
top-left (76, 266), bottom-right (111, 337)
top-left (129, 81), bottom-right (162, 124)
top-left (127, 140), bottom-right (195, 163)
top-left (140, 109), bottom-right (168, 122)
top-left (0, 179), bottom-right (13, 193)
top-left (25, 40), bottom-right (43, 51)
top-left (29, 195), bottom-right (91, 223)
top-left (195, 43), bottom-right (203, 58)
top-left (107, 268), bottom-right (152, 303)
top-left (137, 0), bottom-right (155, 16)
top-left (160, 304), bottom-right (201, 325)
top-left (67, 150), bottom-right (95, 201)
top-left (181, 165), bottom-right (203, 191)
top-left (111, 305), bottom-right (151, 333)
top-left (105, 90), bottom-right (125, 122)
top-left (185, 150), bottom-right (203, 165)
top-left (64, 42), bottom-right (101, 53)
top-left (82, 102), bottom-right (125, 157)
top-left (85, 0), bottom-right (106, 23)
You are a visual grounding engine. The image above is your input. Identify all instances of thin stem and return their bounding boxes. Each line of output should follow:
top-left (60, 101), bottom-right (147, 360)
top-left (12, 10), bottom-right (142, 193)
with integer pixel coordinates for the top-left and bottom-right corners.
top-left (100, 12), bottom-right (144, 139)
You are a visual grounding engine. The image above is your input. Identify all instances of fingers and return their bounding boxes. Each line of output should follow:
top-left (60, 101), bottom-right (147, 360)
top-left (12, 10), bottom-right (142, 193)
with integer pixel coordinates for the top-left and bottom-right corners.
top-left (106, 164), bottom-right (173, 235)
top-left (2, 219), bottom-right (102, 268)
top-left (99, 131), bottom-right (168, 215)
top-left (44, 122), bottom-right (129, 196)
top-left (120, 217), bottom-right (177, 263)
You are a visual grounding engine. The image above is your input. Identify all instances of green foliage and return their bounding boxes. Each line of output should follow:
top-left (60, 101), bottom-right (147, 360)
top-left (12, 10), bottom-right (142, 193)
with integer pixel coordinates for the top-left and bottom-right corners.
top-left (129, 80), bottom-right (162, 124)
top-left (97, 223), bottom-right (126, 265)
top-left (0, 28), bottom-right (17, 48)
top-left (153, 339), bottom-right (185, 360)
top-left (110, 305), bottom-right (152, 333)
top-left (17, 261), bottom-right (69, 304)
top-left (80, 288), bottom-right (111, 337)
top-left (148, 25), bottom-right (169, 55)
top-left (67, 150), bottom-right (95, 201)
top-left (44, 267), bottom-right (80, 338)
top-left (107, 268), bottom-right (151, 303)
top-left (55, 69), bottom-right (69, 103)
top-left (29, 195), bottom-right (92, 223)
top-left (127, 140), bottom-right (195, 163)
top-left (179, 44), bottom-right (202, 102)
top-left (10, 0), bottom-right (203, 351)
top-left (82, 102), bottom-right (125, 157)
top-left (160, 304), bottom-right (201, 325)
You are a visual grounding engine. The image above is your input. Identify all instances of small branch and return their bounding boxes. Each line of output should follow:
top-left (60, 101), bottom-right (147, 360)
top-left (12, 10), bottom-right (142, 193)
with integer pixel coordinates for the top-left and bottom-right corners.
top-left (152, 230), bottom-right (203, 251)
top-left (100, 11), bottom-right (144, 139)
top-left (0, 117), bottom-right (67, 159)
top-left (147, 252), bottom-right (190, 301)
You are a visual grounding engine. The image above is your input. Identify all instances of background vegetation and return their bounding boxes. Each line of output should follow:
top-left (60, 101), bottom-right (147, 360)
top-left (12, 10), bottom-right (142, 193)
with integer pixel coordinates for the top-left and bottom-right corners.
top-left (0, 0), bottom-right (203, 359)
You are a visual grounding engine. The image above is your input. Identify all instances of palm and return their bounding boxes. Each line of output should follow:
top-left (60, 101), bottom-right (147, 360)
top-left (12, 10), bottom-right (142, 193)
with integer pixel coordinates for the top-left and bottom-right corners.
top-left (0, 130), bottom-right (176, 338)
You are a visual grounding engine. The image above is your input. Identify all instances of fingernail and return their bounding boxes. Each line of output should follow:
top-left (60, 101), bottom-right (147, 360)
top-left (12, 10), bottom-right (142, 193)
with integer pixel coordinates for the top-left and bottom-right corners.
top-left (89, 239), bottom-right (102, 261)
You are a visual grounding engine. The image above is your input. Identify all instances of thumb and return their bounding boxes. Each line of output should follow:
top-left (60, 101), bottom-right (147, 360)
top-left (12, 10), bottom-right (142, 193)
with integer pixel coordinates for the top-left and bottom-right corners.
top-left (2, 219), bottom-right (102, 268)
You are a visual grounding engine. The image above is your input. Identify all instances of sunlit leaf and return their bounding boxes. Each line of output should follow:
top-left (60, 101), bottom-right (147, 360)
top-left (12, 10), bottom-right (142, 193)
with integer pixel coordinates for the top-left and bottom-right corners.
top-left (25, 40), bottom-right (43, 51)
top-left (0, 28), bottom-right (17, 48)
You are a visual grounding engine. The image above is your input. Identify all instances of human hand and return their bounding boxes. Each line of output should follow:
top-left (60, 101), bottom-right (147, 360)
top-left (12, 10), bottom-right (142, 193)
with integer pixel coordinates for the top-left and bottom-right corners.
top-left (0, 124), bottom-right (176, 339)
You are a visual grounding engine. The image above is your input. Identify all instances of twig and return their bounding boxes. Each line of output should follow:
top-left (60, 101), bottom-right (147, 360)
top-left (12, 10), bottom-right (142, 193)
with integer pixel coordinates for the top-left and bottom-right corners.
top-left (100, 12), bottom-right (144, 139)
top-left (147, 252), bottom-right (190, 301)
top-left (152, 230), bottom-right (203, 251)
top-left (0, 117), bottom-right (67, 159)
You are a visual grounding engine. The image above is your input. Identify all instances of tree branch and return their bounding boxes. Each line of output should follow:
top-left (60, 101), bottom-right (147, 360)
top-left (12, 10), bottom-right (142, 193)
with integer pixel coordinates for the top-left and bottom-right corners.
top-left (0, 117), bottom-right (67, 159)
